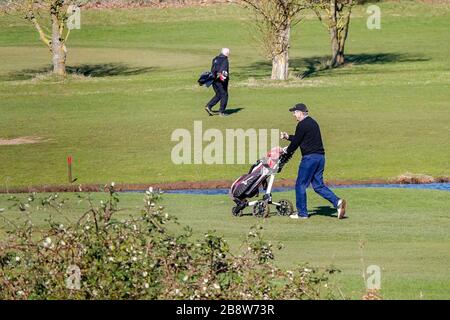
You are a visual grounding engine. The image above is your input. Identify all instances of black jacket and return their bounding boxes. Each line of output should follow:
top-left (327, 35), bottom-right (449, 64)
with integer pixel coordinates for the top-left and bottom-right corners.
top-left (286, 117), bottom-right (325, 157)
top-left (211, 54), bottom-right (229, 80)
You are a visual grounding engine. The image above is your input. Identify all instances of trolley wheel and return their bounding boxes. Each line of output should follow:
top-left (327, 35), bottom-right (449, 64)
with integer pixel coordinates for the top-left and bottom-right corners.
top-left (253, 200), bottom-right (270, 218)
top-left (276, 199), bottom-right (294, 216)
top-left (232, 206), bottom-right (243, 217)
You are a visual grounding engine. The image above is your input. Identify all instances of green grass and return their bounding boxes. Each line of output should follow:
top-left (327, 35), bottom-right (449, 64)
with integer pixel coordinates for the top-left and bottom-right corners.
top-left (0, 1), bottom-right (449, 300)
top-left (1, 187), bottom-right (449, 299)
top-left (0, 1), bottom-right (449, 188)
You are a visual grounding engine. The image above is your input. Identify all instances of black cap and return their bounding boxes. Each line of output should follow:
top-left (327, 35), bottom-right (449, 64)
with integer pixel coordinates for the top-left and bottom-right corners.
top-left (289, 103), bottom-right (308, 113)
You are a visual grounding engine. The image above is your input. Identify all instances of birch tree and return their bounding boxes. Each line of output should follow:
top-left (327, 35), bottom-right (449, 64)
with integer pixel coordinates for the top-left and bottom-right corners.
top-left (311, 0), bottom-right (355, 67)
top-left (240, 0), bottom-right (307, 80)
top-left (2, 0), bottom-right (85, 76)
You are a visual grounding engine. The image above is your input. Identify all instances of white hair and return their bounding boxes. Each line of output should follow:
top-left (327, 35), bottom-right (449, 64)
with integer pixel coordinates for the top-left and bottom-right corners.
top-left (221, 48), bottom-right (230, 56)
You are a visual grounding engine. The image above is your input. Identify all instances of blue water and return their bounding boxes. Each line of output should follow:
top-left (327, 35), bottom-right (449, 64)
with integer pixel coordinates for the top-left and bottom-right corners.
top-left (125, 183), bottom-right (450, 195)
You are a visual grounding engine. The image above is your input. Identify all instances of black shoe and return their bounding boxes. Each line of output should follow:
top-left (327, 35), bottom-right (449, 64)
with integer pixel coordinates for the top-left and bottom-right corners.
top-left (205, 106), bottom-right (214, 116)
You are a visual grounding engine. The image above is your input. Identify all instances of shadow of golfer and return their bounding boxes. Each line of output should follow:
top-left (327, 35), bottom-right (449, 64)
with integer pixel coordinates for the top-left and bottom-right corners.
top-left (223, 108), bottom-right (244, 115)
top-left (309, 205), bottom-right (345, 219)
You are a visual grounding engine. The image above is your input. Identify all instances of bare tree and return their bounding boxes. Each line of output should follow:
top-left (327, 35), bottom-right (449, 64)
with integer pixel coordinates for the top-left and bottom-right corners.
top-left (240, 0), bottom-right (307, 80)
top-left (2, 0), bottom-right (85, 76)
top-left (311, 0), bottom-right (355, 67)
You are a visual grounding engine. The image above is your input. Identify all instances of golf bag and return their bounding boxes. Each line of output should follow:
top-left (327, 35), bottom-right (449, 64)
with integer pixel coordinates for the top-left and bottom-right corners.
top-left (198, 71), bottom-right (215, 87)
top-left (229, 147), bottom-right (294, 218)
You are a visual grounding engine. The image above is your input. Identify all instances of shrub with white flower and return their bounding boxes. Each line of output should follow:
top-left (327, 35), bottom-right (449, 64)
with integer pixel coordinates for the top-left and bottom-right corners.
top-left (0, 188), bottom-right (340, 300)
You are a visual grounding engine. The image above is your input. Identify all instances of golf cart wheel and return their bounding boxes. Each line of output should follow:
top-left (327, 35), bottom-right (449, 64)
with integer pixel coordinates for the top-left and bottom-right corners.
top-left (253, 200), bottom-right (270, 218)
top-left (276, 199), bottom-right (294, 216)
top-left (232, 206), bottom-right (243, 217)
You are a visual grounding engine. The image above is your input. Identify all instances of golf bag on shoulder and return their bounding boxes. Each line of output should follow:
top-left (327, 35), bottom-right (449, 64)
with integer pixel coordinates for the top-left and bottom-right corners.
top-left (198, 71), bottom-right (215, 87)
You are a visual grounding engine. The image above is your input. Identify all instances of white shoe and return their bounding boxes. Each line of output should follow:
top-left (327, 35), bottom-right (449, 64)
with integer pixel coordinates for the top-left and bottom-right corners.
top-left (289, 214), bottom-right (309, 220)
top-left (337, 199), bottom-right (347, 219)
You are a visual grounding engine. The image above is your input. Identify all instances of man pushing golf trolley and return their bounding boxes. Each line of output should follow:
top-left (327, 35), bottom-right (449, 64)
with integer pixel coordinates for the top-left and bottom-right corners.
top-left (230, 103), bottom-right (347, 220)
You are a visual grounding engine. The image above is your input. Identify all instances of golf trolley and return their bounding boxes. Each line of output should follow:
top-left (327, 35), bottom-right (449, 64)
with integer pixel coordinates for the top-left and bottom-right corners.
top-left (229, 147), bottom-right (294, 218)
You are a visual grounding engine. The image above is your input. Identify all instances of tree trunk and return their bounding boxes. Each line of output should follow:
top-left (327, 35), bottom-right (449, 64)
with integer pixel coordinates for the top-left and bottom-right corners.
top-left (271, 24), bottom-right (291, 80)
top-left (328, 0), bottom-right (352, 68)
top-left (51, 14), bottom-right (66, 76)
top-left (329, 26), bottom-right (340, 67)
top-left (271, 51), bottom-right (289, 80)
top-left (328, 0), bottom-right (340, 67)
top-left (336, 4), bottom-right (352, 67)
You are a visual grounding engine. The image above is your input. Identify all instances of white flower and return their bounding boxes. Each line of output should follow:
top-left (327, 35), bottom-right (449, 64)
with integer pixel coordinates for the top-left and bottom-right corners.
top-left (108, 257), bottom-right (114, 262)
top-left (213, 283), bottom-right (220, 290)
top-left (144, 283), bottom-right (149, 289)
top-left (17, 290), bottom-right (24, 296)
top-left (43, 237), bottom-right (52, 248)
top-left (203, 278), bottom-right (209, 284)
top-left (142, 272), bottom-right (148, 277)
top-left (132, 256), bottom-right (137, 262)
top-left (15, 256), bottom-right (20, 262)
top-left (85, 225), bottom-right (90, 230)
top-left (183, 275), bottom-right (188, 282)
top-left (175, 289), bottom-right (180, 295)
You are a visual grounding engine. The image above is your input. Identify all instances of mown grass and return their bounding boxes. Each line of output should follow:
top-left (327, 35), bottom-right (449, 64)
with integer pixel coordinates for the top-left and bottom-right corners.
top-left (0, 1), bottom-right (449, 188)
top-left (1, 187), bottom-right (449, 299)
top-left (0, 1), bottom-right (449, 300)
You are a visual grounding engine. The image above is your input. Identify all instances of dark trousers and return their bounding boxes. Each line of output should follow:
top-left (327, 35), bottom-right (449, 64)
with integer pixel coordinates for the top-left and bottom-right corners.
top-left (207, 81), bottom-right (228, 113)
top-left (295, 153), bottom-right (340, 216)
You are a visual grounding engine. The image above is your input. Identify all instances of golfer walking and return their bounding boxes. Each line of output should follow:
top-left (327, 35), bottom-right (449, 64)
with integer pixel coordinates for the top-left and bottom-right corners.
top-left (280, 103), bottom-right (347, 219)
top-left (205, 48), bottom-right (230, 117)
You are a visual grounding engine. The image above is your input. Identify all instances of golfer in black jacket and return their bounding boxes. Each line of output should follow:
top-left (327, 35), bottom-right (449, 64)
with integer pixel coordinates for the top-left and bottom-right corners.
top-left (205, 48), bottom-right (230, 117)
top-left (281, 103), bottom-right (347, 220)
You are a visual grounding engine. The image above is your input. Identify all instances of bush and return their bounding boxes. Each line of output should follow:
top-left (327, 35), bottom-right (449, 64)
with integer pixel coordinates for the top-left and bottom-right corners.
top-left (0, 185), bottom-right (339, 300)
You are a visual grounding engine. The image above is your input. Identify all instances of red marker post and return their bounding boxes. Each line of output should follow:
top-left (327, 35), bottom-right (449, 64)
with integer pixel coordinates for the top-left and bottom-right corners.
top-left (68, 156), bottom-right (73, 183)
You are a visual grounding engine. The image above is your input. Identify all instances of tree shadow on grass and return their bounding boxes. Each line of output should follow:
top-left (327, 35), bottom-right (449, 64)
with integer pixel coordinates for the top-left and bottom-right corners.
top-left (292, 53), bottom-right (430, 78)
top-left (240, 53), bottom-right (430, 80)
top-left (4, 63), bottom-right (156, 81)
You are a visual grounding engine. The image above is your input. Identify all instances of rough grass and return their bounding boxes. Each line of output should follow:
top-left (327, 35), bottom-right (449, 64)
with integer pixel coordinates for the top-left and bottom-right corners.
top-left (1, 187), bottom-right (449, 299)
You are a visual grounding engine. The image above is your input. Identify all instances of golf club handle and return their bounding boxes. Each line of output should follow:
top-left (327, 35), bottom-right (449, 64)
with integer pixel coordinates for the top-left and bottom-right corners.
top-left (277, 152), bottom-right (293, 173)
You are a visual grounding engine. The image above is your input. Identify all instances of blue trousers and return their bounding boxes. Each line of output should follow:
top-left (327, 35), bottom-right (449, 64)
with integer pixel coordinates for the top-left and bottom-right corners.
top-left (295, 154), bottom-right (339, 216)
